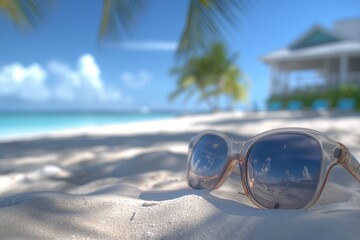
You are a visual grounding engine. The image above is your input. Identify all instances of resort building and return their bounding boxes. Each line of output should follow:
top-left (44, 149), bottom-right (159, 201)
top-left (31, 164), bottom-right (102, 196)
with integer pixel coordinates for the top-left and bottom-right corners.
top-left (261, 18), bottom-right (360, 97)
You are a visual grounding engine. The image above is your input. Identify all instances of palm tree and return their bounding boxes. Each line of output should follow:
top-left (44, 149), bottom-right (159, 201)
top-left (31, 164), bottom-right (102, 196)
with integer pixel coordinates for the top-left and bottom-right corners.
top-left (169, 55), bottom-right (217, 109)
top-left (169, 42), bottom-right (247, 111)
top-left (0, 0), bottom-right (252, 58)
top-left (199, 42), bottom-right (237, 110)
top-left (222, 65), bottom-right (248, 110)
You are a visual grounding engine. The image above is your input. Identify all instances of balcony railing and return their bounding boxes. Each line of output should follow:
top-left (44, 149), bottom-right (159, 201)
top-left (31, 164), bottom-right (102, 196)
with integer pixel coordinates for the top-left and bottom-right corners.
top-left (271, 71), bottom-right (360, 95)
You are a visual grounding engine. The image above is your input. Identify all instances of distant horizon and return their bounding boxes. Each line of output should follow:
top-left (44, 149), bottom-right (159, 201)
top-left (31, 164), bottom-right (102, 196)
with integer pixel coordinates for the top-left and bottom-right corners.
top-left (0, 108), bottom-right (186, 113)
top-left (0, 107), bottom-right (226, 115)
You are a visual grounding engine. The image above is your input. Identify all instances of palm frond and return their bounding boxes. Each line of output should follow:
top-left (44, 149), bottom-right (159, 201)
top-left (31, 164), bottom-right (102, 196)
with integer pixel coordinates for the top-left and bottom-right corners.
top-left (182, 86), bottom-right (197, 104)
top-left (0, 0), bottom-right (54, 28)
top-left (223, 65), bottom-right (248, 101)
top-left (98, 0), bottom-right (144, 42)
top-left (168, 74), bottom-right (197, 101)
top-left (168, 87), bottom-right (186, 102)
top-left (177, 0), bottom-right (252, 58)
top-left (168, 84), bottom-right (197, 103)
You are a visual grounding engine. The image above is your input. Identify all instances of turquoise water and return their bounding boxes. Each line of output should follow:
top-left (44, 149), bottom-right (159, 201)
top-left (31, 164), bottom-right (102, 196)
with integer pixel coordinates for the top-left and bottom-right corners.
top-left (0, 112), bottom-right (176, 138)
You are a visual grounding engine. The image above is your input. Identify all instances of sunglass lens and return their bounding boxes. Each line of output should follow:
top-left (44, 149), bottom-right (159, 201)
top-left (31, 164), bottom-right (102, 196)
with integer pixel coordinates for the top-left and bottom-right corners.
top-left (247, 133), bottom-right (322, 209)
top-left (188, 134), bottom-right (229, 189)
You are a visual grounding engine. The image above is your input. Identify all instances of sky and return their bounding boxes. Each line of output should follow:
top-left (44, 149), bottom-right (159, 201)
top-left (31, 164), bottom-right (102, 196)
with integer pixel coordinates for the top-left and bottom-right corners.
top-left (0, 0), bottom-right (359, 112)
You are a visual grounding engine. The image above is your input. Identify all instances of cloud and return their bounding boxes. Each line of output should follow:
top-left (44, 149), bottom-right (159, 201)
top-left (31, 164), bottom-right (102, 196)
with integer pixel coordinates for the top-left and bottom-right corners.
top-left (285, 169), bottom-right (296, 182)
top-left (0, 54), bottom-right (121, 104)
top-left (120, 70), bottom-right (152, 88)
top-left (0, 63), bottom-right (49, 102)
top-left (48, 54), bottom-right (121, 102)
top-left (302, 166), bottom-right (312, 181)
top-left (119, 41), bottom-right (177, 51)
top-left (193, 152), bottom-right (214, 174)
top-left (259, 160), bottom-right (271, 178)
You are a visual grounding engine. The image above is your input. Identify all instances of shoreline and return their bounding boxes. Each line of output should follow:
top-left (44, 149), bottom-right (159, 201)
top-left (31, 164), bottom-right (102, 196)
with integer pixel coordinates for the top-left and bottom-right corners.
top-left (1, 110), bottom-right (360, 142)
top-left (0, 112), bottom-right (180, 142)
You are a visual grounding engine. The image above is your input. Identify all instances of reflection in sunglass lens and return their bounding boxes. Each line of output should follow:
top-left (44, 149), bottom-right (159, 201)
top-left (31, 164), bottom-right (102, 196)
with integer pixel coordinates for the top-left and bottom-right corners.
top-left (188, 134), bottom-right (228, 189)
top-left (247, 133), bottom-right (322, 209)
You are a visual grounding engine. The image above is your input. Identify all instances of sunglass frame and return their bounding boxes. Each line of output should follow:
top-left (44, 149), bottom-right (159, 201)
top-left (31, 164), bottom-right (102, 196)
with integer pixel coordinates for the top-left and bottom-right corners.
top-left (187, 127), bottom-right (358, 209)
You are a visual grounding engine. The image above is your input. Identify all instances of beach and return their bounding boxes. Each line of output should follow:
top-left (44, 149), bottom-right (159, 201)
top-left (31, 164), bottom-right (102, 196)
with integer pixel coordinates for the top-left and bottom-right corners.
top-left (0, 111), bottom-right (360, 239)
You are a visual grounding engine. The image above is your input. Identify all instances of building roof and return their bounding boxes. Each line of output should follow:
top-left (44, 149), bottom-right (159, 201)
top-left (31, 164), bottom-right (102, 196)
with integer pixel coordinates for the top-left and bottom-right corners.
top-left (261, 19), bottom-right (360, 64)
top-left (262, 40), bottom-right (360, 64)
top-left (289, 25), bottom-right (342, 50)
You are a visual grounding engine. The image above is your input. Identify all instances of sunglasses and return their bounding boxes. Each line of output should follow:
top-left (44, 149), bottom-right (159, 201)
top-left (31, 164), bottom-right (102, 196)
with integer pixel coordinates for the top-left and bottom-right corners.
top-left (187, 128), bottom-right (360, 209)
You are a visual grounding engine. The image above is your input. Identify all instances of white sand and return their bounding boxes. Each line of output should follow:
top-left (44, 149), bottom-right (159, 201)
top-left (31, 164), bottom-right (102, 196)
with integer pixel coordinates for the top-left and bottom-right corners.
top-left (0, 111), bottom-right (360, 239)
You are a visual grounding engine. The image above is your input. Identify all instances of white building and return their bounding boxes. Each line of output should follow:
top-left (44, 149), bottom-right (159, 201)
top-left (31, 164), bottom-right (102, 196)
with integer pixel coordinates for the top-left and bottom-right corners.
top-left (261, 18), bottom-right (360, 96)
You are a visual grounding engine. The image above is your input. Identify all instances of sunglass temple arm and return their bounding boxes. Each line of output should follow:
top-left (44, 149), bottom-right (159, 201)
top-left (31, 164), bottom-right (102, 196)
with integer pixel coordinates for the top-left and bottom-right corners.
top-left (338, 145), bottom-right (360, 183)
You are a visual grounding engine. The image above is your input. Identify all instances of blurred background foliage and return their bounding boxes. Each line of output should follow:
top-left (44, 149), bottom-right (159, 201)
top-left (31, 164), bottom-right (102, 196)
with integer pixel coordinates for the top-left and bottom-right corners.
top-left (269, 84), bottom-right (360, 111)
top-left (169, 42), bottom-right (248, 111)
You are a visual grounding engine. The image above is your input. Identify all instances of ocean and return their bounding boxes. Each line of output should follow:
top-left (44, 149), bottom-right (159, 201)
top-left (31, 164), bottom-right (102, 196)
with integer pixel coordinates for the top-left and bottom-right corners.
top-left (0, 112), bottom-right (177, 138)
